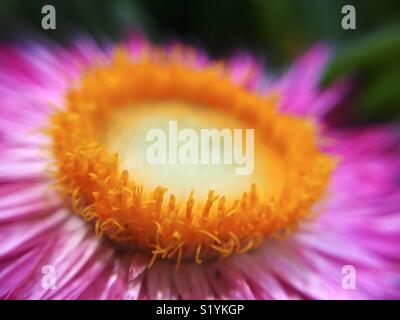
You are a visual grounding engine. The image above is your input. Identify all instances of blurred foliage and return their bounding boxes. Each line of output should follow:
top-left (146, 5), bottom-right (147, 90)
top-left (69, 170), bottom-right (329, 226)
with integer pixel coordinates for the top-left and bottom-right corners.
top-left (0, 0), bottom-right (399, 124)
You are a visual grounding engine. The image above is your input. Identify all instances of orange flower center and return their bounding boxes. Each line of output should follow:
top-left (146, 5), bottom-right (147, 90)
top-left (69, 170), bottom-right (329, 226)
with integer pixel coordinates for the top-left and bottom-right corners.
top-left (48, 48), bottom-right (335, 268)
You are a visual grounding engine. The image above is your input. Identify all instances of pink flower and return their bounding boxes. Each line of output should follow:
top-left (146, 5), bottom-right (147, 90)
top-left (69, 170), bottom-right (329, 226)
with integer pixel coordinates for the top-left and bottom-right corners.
top-left (0, 35), bottom-right (399, 300)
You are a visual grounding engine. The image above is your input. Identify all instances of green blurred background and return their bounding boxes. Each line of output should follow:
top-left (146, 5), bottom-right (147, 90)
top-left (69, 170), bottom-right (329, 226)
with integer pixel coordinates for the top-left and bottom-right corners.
top-left (0, 0), bottom-right (399, 124)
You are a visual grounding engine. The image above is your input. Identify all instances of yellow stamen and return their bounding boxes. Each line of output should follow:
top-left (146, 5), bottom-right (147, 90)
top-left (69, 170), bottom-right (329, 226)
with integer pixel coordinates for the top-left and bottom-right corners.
top-left (47, 47), bottom-right (335, 267)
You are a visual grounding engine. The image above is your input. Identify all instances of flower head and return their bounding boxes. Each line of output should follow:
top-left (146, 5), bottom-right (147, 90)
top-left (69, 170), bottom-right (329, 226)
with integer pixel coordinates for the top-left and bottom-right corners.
top-left (0, 35), bottom-right (399, 299)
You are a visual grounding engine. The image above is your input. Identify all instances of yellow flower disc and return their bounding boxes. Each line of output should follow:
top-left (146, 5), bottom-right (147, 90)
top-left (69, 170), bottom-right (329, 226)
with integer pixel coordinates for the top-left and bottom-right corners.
top-left (48, 47), bottom-right (335, 267)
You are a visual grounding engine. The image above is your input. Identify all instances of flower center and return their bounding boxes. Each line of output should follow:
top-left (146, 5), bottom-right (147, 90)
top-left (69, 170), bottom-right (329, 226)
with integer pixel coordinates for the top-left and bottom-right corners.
top-left (48, 48), bottom-right (335, 267)
top-left (103, 101), bottom-right (282, 200)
